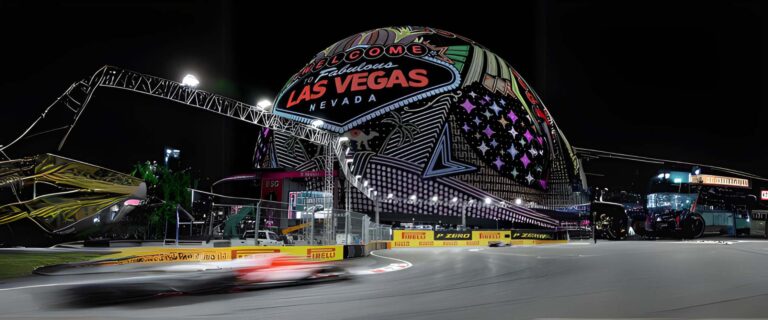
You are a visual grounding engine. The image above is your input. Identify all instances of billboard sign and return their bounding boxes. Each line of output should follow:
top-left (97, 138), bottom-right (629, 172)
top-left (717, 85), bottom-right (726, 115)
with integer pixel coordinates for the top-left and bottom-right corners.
top-left (433, 231), bottom-right (472, 241)
top-left (274, 43), bottom-right (460, 133)
top-left (689, 174), bottom-right (750, 189)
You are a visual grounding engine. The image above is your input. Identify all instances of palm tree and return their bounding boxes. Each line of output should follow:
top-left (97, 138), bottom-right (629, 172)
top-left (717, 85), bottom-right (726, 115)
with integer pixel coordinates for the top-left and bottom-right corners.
top-left (378, 112), bottom-right (420, 153)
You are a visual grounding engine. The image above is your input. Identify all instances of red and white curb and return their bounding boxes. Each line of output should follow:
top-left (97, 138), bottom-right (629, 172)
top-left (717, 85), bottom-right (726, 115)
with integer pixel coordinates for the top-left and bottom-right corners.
top-left (353, 251), bottom-right (413, 275)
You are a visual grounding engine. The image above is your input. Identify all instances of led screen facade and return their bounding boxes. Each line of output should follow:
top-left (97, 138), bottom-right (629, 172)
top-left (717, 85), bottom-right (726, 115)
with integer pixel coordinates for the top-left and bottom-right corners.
top-left (271, 27), bottom-right (587, 227)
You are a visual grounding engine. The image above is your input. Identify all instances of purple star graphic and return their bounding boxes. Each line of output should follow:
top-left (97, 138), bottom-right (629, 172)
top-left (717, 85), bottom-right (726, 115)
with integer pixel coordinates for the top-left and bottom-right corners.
top-left (490, 139), bottom-right (498, 147)
top-left (461, 99), bottom-right (475, 113)
top-left (462, 122), bottom-right (471, 132)
top-left (524, 130), bottom-right (533, 142)
top-left (539, 179), bottom-right (548, 189)
top-left (493, 156), bottom-right (504, 170)
top-left (536, 136), bottom-right (544, 145)
top-left (520, 154), bottom-right (531, 168)
top-left (483, 125), bottom-right (495, 138)
top-left (473, 116), bottom-right (481, 126)
top-left (507, 110), bottom-right (518, 123)
top-left (483, 95), bottom-right (491, 102)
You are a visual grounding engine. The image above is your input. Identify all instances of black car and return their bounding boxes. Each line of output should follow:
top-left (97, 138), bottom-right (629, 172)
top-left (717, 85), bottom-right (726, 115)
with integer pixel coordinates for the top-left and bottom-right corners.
top-left (635, 209), bottom-right (705, 239)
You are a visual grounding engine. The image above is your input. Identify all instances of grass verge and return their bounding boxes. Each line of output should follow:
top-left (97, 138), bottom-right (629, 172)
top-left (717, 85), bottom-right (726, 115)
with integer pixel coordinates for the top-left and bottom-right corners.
top-left (0, 252), bottom-right (107, 280)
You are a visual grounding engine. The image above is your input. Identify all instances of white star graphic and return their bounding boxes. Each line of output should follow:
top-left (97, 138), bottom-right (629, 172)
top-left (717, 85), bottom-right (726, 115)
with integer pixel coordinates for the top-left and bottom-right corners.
top-left (526, 173), bottom-right (535, 184)
top-left (478, 141), bottom-right (489, 155)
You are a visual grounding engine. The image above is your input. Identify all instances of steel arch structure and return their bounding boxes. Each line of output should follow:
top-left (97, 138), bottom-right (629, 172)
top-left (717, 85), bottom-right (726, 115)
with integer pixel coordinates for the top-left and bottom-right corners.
top-left (0, 66), bottom-right (351, 206)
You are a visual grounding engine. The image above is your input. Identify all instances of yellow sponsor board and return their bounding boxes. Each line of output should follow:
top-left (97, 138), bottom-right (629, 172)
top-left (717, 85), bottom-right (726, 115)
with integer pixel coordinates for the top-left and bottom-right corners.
top-left (392, 230), bottom-right (512, 247)
top-left (391, 230), bottom-right (565, 247)
top-left (96, 245), bottom-right (344, 264)
top-left (393, 230), bottom-right (433, 241)
top-left (510, 240), bottom-right (568, 246)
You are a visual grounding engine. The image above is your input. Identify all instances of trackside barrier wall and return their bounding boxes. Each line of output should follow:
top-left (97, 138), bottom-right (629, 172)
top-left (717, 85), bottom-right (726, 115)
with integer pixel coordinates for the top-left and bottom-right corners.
top-left (100, 245), bottom-right (344, 263)
top-left (33, 245), bottom-right (344, 275)
top-left (365, 241), bottom-right (390, 255)
top-left (390, 230), bottom-right (568, 248)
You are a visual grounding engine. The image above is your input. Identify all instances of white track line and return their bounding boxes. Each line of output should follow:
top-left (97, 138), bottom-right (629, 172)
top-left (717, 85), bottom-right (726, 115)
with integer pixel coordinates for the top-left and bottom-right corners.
top-left (0, 275), bottom-right (158, 292)
top-left (353, 250), bottom-right (413, 275)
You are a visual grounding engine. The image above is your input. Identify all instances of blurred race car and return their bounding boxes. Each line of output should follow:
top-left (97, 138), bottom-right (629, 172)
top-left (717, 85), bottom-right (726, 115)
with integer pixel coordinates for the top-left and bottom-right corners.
top-left (592, 201), bottom-right (629, 240)
top-left (68, 254), bottom-right (349, 304)
top-left (488, 241), bottom-right (509, 247)
top-left (637, 209), bottom-right (705, 239)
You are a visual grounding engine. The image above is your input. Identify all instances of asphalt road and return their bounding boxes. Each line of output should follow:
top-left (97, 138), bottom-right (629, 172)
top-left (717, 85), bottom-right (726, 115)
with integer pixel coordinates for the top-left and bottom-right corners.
top-left (3, 240), bottom-right (768, 319)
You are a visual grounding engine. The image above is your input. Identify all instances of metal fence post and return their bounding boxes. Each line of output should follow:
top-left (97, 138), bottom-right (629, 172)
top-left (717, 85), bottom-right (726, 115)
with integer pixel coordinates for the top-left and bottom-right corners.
top-left (175, 205), bottom-right (180, 246)
top-left (253, 201), bottom-right (261, 245)
top-left (345, 211), bottom-right (351, 244)
top-left (309, 206), bottom-right (315, 245)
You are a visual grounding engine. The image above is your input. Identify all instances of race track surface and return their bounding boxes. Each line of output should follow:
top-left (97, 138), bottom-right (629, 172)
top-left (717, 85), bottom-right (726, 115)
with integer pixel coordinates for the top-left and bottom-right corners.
top-left (2, 240), bottom-right (768, 319)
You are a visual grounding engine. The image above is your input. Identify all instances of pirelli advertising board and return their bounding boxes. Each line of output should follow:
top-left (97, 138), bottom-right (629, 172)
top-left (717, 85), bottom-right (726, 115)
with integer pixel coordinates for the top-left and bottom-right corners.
top-left (434, 231), bottom-right (472, 240)
top-left (392, 230), bottom-right (511, 247)
top-left (510, 231), bottom-right (554, 240)
top-left (95, 245), bottom-right (344, 265)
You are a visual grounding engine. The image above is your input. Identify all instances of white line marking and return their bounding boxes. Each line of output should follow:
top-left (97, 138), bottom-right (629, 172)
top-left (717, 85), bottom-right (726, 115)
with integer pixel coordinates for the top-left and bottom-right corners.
top-left (353, 251), bottom-right (413, 275)
top-left (0, 275), bottom-right (158, 292)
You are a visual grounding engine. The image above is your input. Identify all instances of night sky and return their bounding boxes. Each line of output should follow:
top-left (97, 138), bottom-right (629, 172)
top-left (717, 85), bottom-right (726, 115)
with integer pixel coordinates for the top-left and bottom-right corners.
top-left (1, 1), bottom-right (766, 178)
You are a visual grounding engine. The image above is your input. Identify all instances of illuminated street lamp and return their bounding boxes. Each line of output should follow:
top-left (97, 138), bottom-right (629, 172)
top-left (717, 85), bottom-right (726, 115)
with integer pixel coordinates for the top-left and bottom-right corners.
top-left (515, 198), bottom-right (522, 205)
top-left (311, 119), bottom-right (325, 127)
top-left (181, 74), bottom-right (199, 87)
top-left (484, 197), bottom-right (492, 205)
top-left (256, 99), bottom-right (272, 111)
